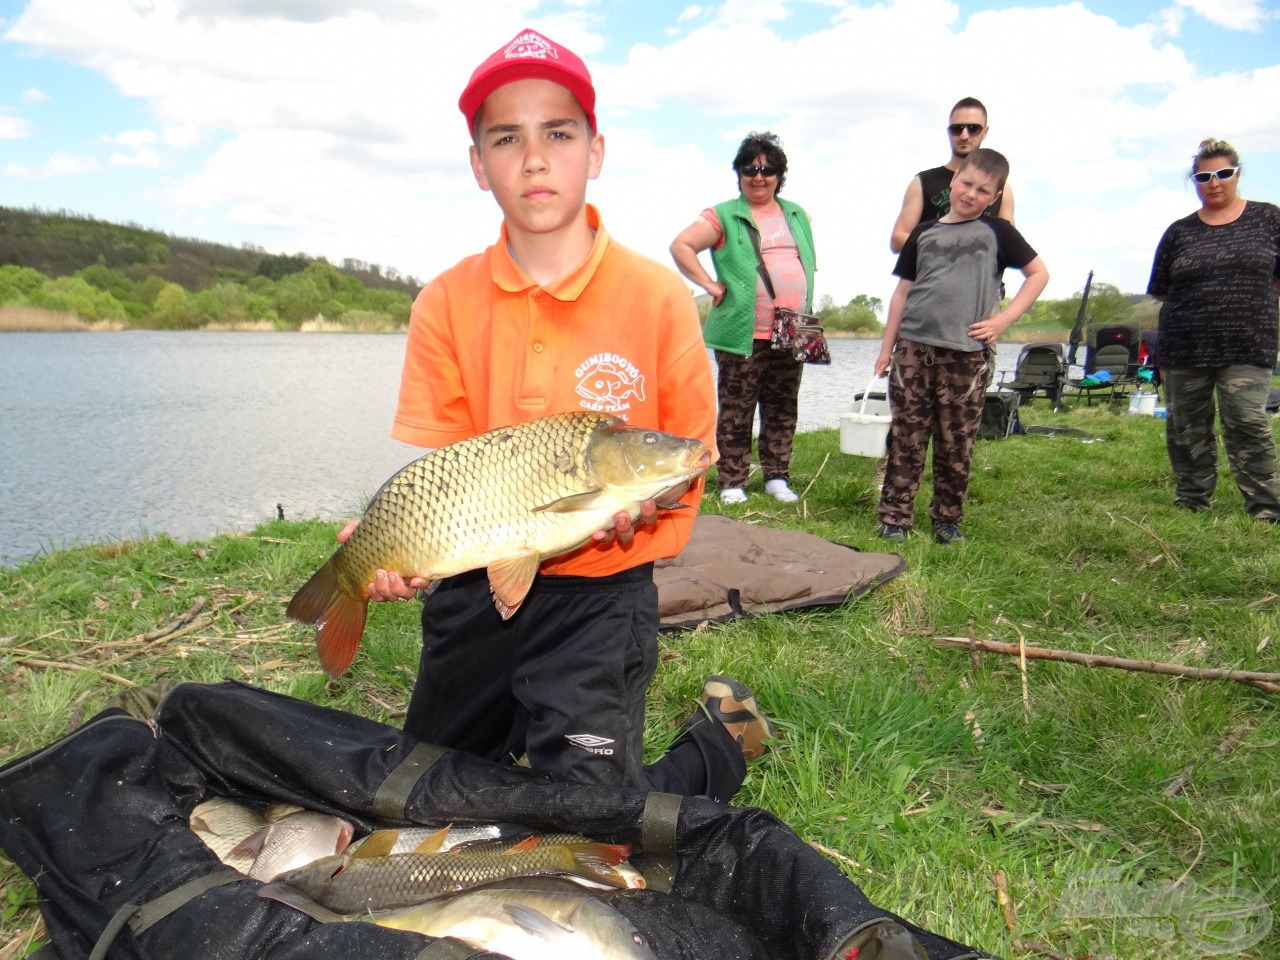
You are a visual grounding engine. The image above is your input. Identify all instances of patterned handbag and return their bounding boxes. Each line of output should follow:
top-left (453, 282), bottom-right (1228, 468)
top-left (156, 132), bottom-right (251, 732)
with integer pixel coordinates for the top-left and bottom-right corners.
top-left (771, 307), bottom-right (830, 364)
top-left (748, 226), bottom-right (831, 365)
top-left (790, 317), bottom-right (832, 365)
top-left (769, 305), bottom-right (797, 352)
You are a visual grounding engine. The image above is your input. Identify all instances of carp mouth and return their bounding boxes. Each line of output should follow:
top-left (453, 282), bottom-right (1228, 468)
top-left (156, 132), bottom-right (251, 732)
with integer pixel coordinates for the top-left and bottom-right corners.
top-left (652, 447), bottom-right (712, 507)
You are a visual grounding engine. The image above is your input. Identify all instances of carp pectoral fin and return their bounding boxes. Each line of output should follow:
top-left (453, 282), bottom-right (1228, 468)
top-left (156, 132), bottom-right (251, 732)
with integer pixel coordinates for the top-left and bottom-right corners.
top-left (258, 883), bottom-right (346, 924)
top-left (488, 552), bottom-right (540, 620)
top-left (350, 830), bottom-right (398, 859)
top-left (532, 489), bottom-right (605, 513)
top-left (504, 903), bottom-right (572, 940)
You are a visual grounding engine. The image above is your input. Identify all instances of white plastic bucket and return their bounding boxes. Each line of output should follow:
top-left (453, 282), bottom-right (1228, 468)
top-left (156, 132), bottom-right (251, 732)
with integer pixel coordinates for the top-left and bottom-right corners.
top-left (840, 376), bottom-right (893, 457)
top-left (1128, 392), bottom-right (1157, 416)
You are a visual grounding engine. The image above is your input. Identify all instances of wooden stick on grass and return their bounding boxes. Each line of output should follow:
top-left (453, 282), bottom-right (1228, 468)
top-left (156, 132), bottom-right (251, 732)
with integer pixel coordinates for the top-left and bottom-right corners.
top-left (138, 597), bottom-right (206, 641)
top-left (15, 658), bottom-right (134, 687)
top-left (992, 870), bottom-right (1079, 960)
top-left (934, 637), bottom-right (1280, 694)
top-left (798, 452), bottom-right (830, 501)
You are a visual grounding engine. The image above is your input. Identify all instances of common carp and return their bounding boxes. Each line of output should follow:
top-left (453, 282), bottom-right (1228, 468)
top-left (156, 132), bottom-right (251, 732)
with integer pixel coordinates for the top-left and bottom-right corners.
top-left (350, 829), bottom-right (647, 891)
top-left (267, 838), bottom-right (635, 913)
top-left (287, 412), bottom-right (711, 677)
top-left (260, 876), bottom-right (655, 960)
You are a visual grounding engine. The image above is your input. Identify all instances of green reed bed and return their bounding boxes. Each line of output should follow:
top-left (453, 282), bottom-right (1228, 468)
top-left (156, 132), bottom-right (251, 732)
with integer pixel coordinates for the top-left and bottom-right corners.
top-left (1, 399), bottom-right (1277, 959)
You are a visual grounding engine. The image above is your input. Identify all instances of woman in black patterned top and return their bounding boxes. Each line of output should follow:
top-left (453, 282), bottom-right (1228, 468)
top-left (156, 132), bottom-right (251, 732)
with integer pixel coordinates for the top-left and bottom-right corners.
top-left (1147, 139), bottom-right (1280, 522)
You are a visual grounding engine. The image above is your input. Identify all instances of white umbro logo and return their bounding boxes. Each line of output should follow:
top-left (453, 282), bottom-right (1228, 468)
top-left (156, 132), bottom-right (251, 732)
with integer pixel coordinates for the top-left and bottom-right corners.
top-left (566, 733), bottom-right (615, 755)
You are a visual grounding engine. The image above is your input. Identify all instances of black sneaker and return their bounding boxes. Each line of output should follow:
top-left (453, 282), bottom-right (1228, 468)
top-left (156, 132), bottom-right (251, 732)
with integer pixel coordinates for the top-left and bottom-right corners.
top-left (701, 675), bottom-right (776, 761)
top-left (877, 522), bottom-right (907, 542)
top-left (933, 522), bottom-right (967, 545)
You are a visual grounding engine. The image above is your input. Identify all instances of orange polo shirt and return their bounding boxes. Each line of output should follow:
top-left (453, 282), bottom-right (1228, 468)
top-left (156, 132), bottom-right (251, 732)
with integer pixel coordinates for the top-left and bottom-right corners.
top-left (393, 205), bottom-right (717, 578)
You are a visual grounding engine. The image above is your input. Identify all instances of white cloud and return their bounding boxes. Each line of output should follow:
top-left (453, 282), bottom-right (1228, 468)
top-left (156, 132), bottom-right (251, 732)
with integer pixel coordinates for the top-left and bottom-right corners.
top-left (1154, 5), bottom-right (1186, 35)
top-left (1176, 0), bottom-right (1274, 31)
top-left (103, 128), bottom-right (159, 147)
top-left (109, 148), bottom-right (161, 168)
top-left (6, 152), bottom-right (101, 177)
top-left (22, 88), bottom-right (49, 103)
top-left (677, 5), bottom-right (705, 22)
top-left (0, 114), bottom-right (33, 139)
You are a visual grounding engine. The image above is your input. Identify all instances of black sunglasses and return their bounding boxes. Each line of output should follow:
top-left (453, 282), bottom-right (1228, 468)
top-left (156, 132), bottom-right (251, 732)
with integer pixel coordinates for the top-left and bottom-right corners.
top-left (947, 123), bottom-right (984, 136)
top-left (740, 165), bottom-right (779, 178)
top-left (1192, 167), bottom-right (1238, 183)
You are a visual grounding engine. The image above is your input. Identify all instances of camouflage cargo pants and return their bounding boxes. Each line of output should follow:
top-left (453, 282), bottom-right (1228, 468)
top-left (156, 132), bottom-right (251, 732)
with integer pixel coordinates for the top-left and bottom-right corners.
top-left (714, 339), bottom-right (804, 489)
top-left (878, 338), bottom-right (993, 529)
top-left (1162, 365), bottom-right (1280, 520)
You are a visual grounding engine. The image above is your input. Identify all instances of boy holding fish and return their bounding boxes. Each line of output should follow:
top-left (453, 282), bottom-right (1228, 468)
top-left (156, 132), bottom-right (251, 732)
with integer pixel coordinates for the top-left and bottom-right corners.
top-left (335, 29), bottom-right (773, 800)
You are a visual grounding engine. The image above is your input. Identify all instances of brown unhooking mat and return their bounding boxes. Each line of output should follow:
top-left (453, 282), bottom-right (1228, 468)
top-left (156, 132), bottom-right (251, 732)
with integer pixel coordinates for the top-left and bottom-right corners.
top-left (656, 515), bottom-right (905, 629)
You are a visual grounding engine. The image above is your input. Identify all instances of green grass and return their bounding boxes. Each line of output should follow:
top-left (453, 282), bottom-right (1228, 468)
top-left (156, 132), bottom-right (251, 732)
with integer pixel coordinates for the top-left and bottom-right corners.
top-left (2, 399), bottom-right (1278, 959)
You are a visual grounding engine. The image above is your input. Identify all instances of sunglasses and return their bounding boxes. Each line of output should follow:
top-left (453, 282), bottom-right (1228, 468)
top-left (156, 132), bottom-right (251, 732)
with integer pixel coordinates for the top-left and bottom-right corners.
top-left (1192, 167), bottom-right (1238, 183)
top-left (947, 123), bottom-right (984, 136)
top-left (740, 165), bottom-right (779, 178)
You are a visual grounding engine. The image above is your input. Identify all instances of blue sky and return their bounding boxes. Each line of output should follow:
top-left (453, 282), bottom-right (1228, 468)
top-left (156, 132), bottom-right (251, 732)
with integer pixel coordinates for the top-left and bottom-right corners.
top-left (2, 0), bottom-right (1278, 305)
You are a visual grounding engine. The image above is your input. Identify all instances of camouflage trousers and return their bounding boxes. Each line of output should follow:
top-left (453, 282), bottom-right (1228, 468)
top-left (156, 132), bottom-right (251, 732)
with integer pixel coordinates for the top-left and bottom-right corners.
top-left (1162, 365), bottom-right (1280, 520)
top-left (878, 338), bottom-right (993, 528)
top-left (714, 339), bottom-right (803, 489)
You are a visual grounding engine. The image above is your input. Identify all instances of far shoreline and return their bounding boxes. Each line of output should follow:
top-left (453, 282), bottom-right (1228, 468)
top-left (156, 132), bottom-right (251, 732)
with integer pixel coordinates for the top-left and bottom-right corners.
top-left (0, 308), bottom-right (1075, 344)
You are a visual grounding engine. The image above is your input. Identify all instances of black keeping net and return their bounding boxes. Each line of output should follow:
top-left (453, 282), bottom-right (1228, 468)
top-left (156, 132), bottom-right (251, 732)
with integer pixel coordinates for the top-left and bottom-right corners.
top-left (0, 681), bottom-right (996, 960)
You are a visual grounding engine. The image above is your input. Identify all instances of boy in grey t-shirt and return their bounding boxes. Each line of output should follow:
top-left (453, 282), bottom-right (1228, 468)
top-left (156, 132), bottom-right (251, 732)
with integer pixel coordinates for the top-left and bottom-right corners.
top-left (873, 148), bottom-right (1049, 544)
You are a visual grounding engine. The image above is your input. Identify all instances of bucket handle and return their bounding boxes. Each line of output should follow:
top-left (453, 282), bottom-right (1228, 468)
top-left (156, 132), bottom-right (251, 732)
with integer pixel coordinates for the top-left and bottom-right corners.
top-left (857, 376), bottom-right (888, 417)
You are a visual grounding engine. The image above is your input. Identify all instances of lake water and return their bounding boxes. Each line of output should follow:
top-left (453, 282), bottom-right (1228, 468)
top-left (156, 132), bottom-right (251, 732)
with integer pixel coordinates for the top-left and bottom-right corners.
top-left (0, 332), bottom-right (1022, 564)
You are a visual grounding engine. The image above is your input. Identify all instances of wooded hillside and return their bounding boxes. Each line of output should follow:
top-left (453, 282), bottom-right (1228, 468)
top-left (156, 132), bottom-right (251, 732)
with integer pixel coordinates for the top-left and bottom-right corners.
top-left (0, 205), bottom-right (422, 296)
top-left (0, 206), bottom-right (424, 330)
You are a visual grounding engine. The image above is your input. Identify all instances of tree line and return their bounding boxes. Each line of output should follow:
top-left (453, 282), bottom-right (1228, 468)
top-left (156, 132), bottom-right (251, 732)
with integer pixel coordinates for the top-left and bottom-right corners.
top-left (695, 281), bottom-right (1151, 340)
top-left (0, 206), bottom-right (422, 330)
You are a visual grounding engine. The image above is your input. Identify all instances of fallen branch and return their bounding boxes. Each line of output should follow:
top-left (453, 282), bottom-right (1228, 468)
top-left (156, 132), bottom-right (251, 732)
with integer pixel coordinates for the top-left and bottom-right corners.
top-left (934, 636), bottom-right (1280, 693)
top-left (992, 870), bottom-right (1085, 960)
top-left (1120, 515), bottom-right (1182, 569)
top-left (993, 868), bottom-right (1018, 932)
top-left (138, 598), bottom-right (206, 642)
top-left (101, 596), bottom-right (259, 669)
top-left (15, 658), bottom-right (134, 687)
top-left (808, 840), bottom-right (880, 878)
top-left (798, 452), bottom-right (830, 501)
top-left (982, 806), bottom-right (1104, 834)
top-left (995, 617), bottom-right (1032, 724)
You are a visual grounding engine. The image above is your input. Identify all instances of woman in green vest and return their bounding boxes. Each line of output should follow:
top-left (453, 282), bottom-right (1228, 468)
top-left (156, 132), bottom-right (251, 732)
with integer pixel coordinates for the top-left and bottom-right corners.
top-left (669, 131), bottom-right (817, 504)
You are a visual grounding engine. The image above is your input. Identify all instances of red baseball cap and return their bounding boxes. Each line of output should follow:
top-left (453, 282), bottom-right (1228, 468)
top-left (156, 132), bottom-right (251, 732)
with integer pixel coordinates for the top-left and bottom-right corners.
top-left (459, 29), bottom-right (597, 135)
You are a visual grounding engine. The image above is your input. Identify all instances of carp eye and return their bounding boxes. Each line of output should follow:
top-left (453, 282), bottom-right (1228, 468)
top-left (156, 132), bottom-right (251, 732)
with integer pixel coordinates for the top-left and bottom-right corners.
top-left (642, 433), bottom-right (659, 444)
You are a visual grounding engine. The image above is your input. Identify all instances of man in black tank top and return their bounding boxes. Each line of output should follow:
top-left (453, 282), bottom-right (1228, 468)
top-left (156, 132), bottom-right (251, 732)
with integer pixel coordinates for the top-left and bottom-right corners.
top-left (890, 97), bottom-right (1016, 253)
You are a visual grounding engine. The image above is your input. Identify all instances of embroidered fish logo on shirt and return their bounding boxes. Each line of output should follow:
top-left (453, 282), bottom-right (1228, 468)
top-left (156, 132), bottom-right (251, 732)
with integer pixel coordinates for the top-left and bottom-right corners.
top-left (575, 361), bottom-right (646, 412)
